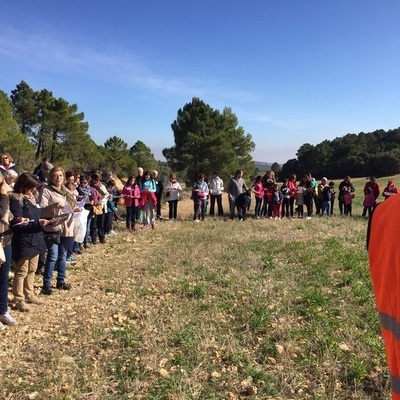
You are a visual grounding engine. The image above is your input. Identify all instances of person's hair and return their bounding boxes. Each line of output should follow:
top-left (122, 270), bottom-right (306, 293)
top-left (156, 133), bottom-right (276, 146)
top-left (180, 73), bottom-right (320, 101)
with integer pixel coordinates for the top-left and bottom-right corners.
top-left (329, 181), bottom-right (335, 187)
top-left (91, 173), bottom-right (101, 182)
top-left (65, 170), bottom-right (75, 181)
top-left (143, 171), bottom-right (151, 179)
top-left (235, 169), bottom-right (243, 176)
top-left (169, 173), bottom-right (176, 180)
top-left (289, 174), bottom-right (296, 181)
top-left (197, 173), bottom-right (205, 179)
top-left (49, 166), bottom-right (65, 182)
top-left (213, 171), bottom-right (219, 176)
top-left (137, 167), bottom-right (143, 174)
top-left (4, 169), bottom-right (18, 180)
top-left (80, 175), bottom-right (89, 184)
top-left (152, 170), bottom-right (158, 176)
top-left (255, 175), bottom-right (262, 183)
top-left (126, 176), bottom-right (134, 185)
top-left (107, 179), bottom-right (116, 187)
top-left (282, 178), bottom-right (288, 184)
top-left (273, 183), bottom-right (279, 189)
top-left (13, 172), bottom-right (39, 194)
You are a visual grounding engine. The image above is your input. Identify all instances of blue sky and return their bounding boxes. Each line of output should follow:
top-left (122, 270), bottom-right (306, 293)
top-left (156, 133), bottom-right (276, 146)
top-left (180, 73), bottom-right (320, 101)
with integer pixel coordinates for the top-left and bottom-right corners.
top-left (1, 1), bottom-right (400, 164)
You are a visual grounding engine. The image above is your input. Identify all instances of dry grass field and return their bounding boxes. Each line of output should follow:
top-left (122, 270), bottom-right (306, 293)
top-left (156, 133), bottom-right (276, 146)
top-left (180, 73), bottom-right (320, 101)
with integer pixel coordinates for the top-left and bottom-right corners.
top-left (0, 176), bottom-right (393, 399)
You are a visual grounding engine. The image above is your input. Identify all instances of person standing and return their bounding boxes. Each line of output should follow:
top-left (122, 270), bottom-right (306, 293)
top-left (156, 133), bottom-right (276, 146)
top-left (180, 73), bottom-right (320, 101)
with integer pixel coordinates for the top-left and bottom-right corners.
top-left (288, 174), bottom-right (297, 218)
top-left (338, 176), bottom-right (355, 215)
top-left (208, 171), bottom-right (224, 217)
top-left (227, 170), bottom-right (248, 220)
top-left (382, 180), bottom-right (398, 200)
top-left (0, 175), bottom-right (15, 327)
top-left (152, 170), bottom-right (164, 219)
top-left (364, 177), bottom-right (380, 203)
top-left (362, 187), bottom-right (375, 218)
top-left (251, 175), bottom-right (264, 219)
top-left (164, 173), bottom-right (182, 220)
top-left (196, 173), bottom-right (209, 220)
top-left (368, 193), bottom-right (400, 400)
top-left (10, 173), bottom-right (53, 311)
top-left (140, 171), bottom-right (157, 229)
top-left (39, 167), bottom-right (76, 295)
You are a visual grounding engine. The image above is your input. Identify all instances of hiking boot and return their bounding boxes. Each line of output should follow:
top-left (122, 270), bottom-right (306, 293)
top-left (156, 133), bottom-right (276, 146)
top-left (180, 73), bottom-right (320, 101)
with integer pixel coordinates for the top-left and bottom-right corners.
top-left (56, 282), bottom-right (72, 290)
top-left (15, 301), bottom-right (31, 312)
top-left (41, 287), bottom-right (53, 296)
top-left (0, 311), bottom-right (17, 326)
top-left (26, 296), bottom-right (45, 305)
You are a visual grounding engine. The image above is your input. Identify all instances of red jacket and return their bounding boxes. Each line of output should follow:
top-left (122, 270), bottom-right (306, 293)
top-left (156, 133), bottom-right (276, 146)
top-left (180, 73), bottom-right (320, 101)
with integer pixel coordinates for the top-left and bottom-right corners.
top-left (140, 191), bottom-right (157, 210)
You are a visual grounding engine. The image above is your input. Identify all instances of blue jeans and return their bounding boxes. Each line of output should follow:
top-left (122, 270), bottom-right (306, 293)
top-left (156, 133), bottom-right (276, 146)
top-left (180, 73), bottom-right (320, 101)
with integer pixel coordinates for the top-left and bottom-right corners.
top-left (254, 197), bottom-right (262, 217)
top-left (321, 200), bottom-right (331, 217)
top-left (0, 244), bottom-right (11, 314)
top-left (43, 237), bottom-right (67, 289)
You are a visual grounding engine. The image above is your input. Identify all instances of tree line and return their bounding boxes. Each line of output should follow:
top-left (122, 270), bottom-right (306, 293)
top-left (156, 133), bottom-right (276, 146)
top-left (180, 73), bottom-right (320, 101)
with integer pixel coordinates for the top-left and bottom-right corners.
top-left (279, 129), bottom-right (400, 180)
top-left (1, 80), bottom-right (399, 183)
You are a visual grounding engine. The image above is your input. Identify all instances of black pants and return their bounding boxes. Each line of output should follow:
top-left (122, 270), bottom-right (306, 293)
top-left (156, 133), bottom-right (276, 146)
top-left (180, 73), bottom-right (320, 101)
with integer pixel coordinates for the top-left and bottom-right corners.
top-left (209, 194), bottom-right (223, 216)
top-left (168, 200), bottom-right (178, 219)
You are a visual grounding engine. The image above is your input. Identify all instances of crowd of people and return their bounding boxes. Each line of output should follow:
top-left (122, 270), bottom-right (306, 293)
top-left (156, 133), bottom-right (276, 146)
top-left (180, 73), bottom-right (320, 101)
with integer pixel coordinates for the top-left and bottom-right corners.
top-left (0, 151), bottom-right (397, 330)
top-left (0, 154), bottom-right (169, 330)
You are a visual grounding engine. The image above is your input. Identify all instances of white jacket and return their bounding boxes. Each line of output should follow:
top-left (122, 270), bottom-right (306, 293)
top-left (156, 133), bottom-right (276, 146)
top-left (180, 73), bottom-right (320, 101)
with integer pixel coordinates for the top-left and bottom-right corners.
top-left (209, 177), bottom-right (224, 195)
top-left (164, 180), bottom-right (182, 201)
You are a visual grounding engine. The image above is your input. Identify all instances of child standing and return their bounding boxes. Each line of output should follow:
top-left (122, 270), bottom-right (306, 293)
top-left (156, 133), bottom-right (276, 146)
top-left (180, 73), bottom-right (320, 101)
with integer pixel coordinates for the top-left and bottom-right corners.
top-left (320, 178), bottom-right (332, 217)
top-left (344, 188), bottom-right (354, 217)
top-left (362, 187), bottom-right (375, 218)
top-left (191, 184), bottom-right (205, 222)
top-left (251, 176), bottom-right (263, 218)
top-left (329, 182), bottom-right (336, 214)
top-left (280, 179), bottom-right (291, 219)
top-left (122, 176), bottom-right (141, 231)
top-left (296, 185), bottom-right (305, 219)
top-left (235, 190), bottom-right (252, 221)
top-left (272, 184), bottom-right (283, 219)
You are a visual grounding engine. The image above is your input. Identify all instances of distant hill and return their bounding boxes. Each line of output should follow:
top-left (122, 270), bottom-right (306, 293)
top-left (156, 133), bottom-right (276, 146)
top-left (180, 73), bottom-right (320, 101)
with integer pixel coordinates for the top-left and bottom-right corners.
top-left (255, 161), bottom-right (273, 171)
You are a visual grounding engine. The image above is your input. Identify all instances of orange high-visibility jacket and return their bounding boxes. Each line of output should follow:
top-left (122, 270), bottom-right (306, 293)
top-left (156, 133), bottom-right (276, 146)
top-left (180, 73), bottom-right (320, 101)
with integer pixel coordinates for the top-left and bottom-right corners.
top-left (369, 194), bottom-right (400, 399)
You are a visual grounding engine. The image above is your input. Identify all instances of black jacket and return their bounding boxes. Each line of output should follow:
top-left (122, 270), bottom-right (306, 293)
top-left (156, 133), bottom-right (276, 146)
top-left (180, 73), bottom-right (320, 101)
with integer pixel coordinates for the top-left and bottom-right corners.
top-left (9, 194), bottom-right (47, 261)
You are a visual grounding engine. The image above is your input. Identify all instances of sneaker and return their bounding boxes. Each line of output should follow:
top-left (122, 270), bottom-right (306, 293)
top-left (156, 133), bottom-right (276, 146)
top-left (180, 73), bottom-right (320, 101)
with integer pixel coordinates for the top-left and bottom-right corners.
top-left (41, 287), bottom-right (53, 296)
top-left (66, 257), bottom-right (77, 265)
top-left (56, 282), bottom-right (72, 290)
top-left (0, 311), bottom-right (17, 326)
top-left (15, 301), bottom-right (31, 312)
top-left (0, 321), bottom-right (5, 331)
top-left (109, 230), bottom-right (117, 235)
top-left (26, 296), bottom-right (45, 305)
top-left (83, 243), bottom-right (90, 249)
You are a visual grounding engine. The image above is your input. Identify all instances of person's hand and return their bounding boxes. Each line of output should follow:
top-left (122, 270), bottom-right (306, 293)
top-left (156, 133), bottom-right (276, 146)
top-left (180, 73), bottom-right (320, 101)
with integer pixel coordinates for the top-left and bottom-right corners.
top-left (39, 218), bottom-right (51, 227)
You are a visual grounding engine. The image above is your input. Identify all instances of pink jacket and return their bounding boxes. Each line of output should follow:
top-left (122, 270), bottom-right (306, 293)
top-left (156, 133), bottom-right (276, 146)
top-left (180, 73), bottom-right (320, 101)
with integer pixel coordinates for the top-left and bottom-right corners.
top-left (122, 184), bottom-right (140, 207)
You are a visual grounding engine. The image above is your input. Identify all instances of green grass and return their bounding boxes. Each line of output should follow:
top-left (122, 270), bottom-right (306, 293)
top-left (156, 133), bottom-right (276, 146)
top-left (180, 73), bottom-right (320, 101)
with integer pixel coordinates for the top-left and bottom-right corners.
top-left (1, 175), bottom-right (395, 399)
